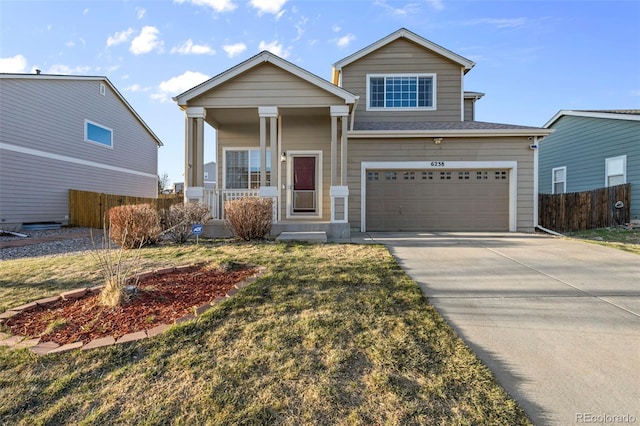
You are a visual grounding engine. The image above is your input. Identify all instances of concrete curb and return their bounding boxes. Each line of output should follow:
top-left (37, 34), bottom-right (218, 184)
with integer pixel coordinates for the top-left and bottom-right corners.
top-left (0, 264), bottom-right (267, 355)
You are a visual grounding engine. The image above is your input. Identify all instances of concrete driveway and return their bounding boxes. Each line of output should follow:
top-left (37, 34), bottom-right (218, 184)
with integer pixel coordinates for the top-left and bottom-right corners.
top-left (365, 232), bottom-right (640, 426)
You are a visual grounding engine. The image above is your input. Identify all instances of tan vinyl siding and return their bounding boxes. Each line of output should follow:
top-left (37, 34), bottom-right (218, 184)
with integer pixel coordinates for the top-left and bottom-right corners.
top-left (191, 63), bottom-right (346, 108)
top-left (347, 136), bottom-right (535, 232)
top-left (340, 38), bottom-right (464, 123)
top-left (0, 77), bottom-right (159, 228)
top-left (464, 98), bottom-right (475, 121)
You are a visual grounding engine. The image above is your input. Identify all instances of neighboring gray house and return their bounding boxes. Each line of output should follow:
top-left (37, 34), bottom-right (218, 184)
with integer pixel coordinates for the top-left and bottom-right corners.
top-left (174, 28), bottom-right (551, 238)
top-left (539, 110), bottom-right (640, 222)
top-left (0, 73), bottom-right (163, 230)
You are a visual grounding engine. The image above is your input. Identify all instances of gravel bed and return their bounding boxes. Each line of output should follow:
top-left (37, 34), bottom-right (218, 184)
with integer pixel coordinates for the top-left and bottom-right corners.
top-left (0, 227), bottom-right (102, 261)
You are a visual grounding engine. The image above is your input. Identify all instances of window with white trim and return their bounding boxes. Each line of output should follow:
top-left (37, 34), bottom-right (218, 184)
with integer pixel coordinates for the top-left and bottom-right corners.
top-left (85, 120), bottom-right (113, 148)
top-left (605, 155), bottom-right (626, 187)
top-left (552, 166), bottom-right (566, 194)
top-left (367, 74), bottom-right (436, 110)
top-left (225, 149), bottom-right (271, 189)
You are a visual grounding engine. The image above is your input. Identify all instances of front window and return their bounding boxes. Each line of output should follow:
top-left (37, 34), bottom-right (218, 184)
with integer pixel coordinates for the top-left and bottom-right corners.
top-left (225, 149), bottom-right (271, 189)
top-left (605, 155), bottom-right (626, 187)
top-left (552, 167), bottom-right (566, 194)
top-left (367, 74), bottom-right (435, 110)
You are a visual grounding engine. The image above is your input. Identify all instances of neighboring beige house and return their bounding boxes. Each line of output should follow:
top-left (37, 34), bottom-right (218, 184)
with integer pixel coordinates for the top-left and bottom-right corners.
top-left (174, 28), bottom-right (551, 239)
top-left (0, 73), bottom-right (163, 230)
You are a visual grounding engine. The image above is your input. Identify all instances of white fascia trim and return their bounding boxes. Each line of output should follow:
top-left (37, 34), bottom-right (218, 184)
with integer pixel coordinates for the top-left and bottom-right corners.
top-left (258, 106), bottom-right (279, 117)
top-left (330, 105), bottom-right (350, 116)
top-left (0, 142), bottom-right (157, 179)
top-left (544, 110), bottom-right (640, 128)
top-left (174, 52), bottom-right (357, 106)
top-left (360, 160), bottom-right (518, 232)
top-left (333, 28), bottom-right (475, 72)
top-left (349, 129), bottom-right (552, 138)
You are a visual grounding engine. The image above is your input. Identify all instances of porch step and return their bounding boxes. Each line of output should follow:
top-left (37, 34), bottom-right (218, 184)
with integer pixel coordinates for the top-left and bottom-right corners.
top-left (275, 231), bottom-right (327, 244)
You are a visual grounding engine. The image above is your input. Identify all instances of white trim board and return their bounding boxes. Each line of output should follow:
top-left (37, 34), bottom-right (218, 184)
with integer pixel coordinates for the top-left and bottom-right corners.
top-left (0, 142), bottom-right (157, 179)
top-left (360, 160), bottom-right (518, 232)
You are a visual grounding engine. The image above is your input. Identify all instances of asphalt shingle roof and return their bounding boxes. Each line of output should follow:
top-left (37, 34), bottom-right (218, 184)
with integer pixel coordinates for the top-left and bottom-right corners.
top-left (353, 121), bottom-right (544, 131)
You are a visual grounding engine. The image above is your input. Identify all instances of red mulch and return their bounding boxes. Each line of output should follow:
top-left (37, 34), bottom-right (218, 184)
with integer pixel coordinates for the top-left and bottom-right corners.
top-left (5, 264), bottom-right (256, 345)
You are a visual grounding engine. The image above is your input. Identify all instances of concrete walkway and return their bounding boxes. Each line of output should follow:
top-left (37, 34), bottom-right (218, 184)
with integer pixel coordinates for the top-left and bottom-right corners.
top-left (366, 232), bottom-right (639, 426)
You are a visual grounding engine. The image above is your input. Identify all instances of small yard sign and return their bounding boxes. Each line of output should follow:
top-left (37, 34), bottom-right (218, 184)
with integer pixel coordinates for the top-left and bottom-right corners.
top-left (192, 223), bottom-right (203, 244)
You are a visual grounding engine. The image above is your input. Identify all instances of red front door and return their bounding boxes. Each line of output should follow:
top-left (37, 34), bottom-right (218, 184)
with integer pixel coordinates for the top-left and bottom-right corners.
top-left (293, 156), bottom-right (316, 213)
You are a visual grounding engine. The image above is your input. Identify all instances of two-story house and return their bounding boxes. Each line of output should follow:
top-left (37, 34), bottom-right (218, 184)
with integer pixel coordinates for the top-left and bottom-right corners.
top-left (173, 28), bottom-right (551, 239)
top-left (0, 73), bottom-right (163, 230)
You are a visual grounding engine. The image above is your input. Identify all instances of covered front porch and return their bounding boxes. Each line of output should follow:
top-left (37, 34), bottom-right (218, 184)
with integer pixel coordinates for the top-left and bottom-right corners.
top-left (172, 52), bottom-right (358, 240)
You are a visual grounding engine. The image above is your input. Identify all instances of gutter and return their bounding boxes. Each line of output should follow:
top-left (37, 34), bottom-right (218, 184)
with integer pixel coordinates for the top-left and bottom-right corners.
top-left (348, 129), bottom-right (553, 138)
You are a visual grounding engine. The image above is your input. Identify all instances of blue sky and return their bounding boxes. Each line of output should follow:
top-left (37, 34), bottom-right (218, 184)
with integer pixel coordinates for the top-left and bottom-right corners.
top-left (2, 0), bottom-right (639, 186)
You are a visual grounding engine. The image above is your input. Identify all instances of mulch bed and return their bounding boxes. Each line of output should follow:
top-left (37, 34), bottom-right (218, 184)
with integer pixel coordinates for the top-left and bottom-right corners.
top-left (5, 263), bottom-right (256, 345)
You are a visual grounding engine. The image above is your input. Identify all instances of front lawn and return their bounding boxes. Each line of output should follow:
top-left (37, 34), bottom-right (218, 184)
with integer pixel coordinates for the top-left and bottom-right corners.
top-left (0, 241), bottom-right (530, 425)
top-left (566, 227), bottom-right (640, 255)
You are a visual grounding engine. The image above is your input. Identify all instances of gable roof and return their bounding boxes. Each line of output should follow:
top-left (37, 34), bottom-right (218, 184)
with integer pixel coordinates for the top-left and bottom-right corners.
top-left (173, 51), bottom-right (358, 107)
top-left (544, 109), bottom-right (640, 128)
top-left (0, 73), bottom-right (163, 146)
top-left (332, 28), bottom-right (476, 84)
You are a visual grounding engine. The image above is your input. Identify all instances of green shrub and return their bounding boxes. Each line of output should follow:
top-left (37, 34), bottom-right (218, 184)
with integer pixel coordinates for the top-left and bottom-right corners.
top-left (162, 202), bottom-right (212, 244)
top-left (224, 197), bottom-right (273, 241)
top-left (108, 204), bottom-right (161, 249)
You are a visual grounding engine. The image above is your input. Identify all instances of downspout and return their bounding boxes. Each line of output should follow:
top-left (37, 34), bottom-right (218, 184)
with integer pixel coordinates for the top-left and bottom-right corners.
top-left (533, 135), bottom-right (539, 229)
top-left (350, 96), bottom-right (360, 131)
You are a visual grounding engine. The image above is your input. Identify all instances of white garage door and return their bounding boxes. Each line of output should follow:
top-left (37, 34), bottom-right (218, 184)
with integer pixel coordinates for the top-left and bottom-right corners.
top-left (366, 169), bottom-right (509, 231)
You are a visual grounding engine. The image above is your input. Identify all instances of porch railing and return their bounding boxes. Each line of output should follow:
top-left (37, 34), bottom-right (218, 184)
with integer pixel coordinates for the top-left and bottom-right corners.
top-left (203, 187), bottom-right (261, 219)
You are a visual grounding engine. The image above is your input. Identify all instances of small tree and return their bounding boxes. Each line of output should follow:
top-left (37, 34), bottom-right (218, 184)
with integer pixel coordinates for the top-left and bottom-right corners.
top-left (162, 202), bottom-right (212, 244)
top-left (109, 204), bottom-right (161, 249)
top-left (225, 197), bottom-right (273, 241)
top-left (91, 224), bottom-right (141, 307)
top-left (158, 172), bottom-right (171, 194)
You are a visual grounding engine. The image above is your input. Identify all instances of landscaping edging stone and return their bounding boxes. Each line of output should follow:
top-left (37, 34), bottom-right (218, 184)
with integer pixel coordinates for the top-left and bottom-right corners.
top-left (0, 263), bottom-right (267, 355)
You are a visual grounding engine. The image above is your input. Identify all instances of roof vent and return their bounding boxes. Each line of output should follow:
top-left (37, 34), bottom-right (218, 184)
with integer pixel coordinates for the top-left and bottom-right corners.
top-left (35, 69), bottom-right (41, 75)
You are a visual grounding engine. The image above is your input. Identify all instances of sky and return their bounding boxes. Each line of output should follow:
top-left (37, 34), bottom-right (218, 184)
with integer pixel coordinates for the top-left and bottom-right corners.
top-left (1, 0), bottom-right (639, 187)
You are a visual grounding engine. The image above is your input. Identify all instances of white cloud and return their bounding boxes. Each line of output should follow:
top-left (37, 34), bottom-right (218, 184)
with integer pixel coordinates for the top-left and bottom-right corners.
top-left (171, 39), bottom-right (215, 55)
top-left (130, 26), bottom-right (163, 55)
top-left (83, 8), bottom-right (89, 14)
top-left (0, 54), bottom-right (27, 73)
top-left (332, 24), bottom-right (341, 33)
top-left (293, 16), bottom-right (308, 41)
top-left (374, 0), bottom-right (421, 17)
top-left (107, 28), bottom-right (134, 47)
top-left (175, 0), bottom-right (237, 13)
top-left (259, 40), bottom-right (289, 58)
top-left (66, 40), bottom-right (75, 47)
top-left (464, 18), bottom-right (527, 29)
top-left (46, 64), bottom-right (91, 75)
top-left (425, 0), bottom-right (444, 11)
top-left (152, 71), bottom-right (211, 102)
top-left (136, 8), bottom-right (146, 19)
top-left (336, 33), bottom-right (355, 48)
top-left (250, 0), bottom-right (286, 15)
top-left (223, 42), bottom-right (247, 58)
top-left (124, 84), bottom-right (150, 93)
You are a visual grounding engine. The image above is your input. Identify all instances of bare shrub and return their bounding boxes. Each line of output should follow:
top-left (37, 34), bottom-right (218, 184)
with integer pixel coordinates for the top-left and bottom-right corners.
top-left (162, 202), bottom-right (212, 244)
top-left (109, 204), bottom-right (161, 249)
top-left (91, 225), bottom-right (141, 307)
top-left (225, 197), bottom-right (273, 241)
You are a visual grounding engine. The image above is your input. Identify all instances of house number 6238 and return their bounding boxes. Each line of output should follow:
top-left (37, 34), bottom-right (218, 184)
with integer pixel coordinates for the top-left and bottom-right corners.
top-left (430, 161), bottom-right (445, 167)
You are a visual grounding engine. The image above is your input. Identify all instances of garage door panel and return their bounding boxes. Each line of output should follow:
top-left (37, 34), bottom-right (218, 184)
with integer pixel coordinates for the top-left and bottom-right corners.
top-left (366, 169), bottom-right (509, 231)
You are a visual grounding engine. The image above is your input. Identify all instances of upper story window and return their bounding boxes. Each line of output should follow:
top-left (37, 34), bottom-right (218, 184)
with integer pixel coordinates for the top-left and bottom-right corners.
top-left (605, 155), bottom-right (626, 187)
top-left (85, 120), bottom-right (113, 148)
top-left (367, 74), bottom-right (436, 111)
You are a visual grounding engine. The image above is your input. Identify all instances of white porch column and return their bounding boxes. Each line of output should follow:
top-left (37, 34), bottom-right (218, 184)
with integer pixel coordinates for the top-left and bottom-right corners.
top-left (330, 105), bottom-right (350, 223)
top-left (185, 107), bottom-right (206, 203)
top-left (258, 107), bottom-right (279, 222)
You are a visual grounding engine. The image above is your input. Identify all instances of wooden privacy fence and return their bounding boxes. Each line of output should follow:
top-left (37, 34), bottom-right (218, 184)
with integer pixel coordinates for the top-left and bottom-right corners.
top-left (538, 183), bottom-right (631, 233)
top-left (69, 189), bottom-right (183, 228)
